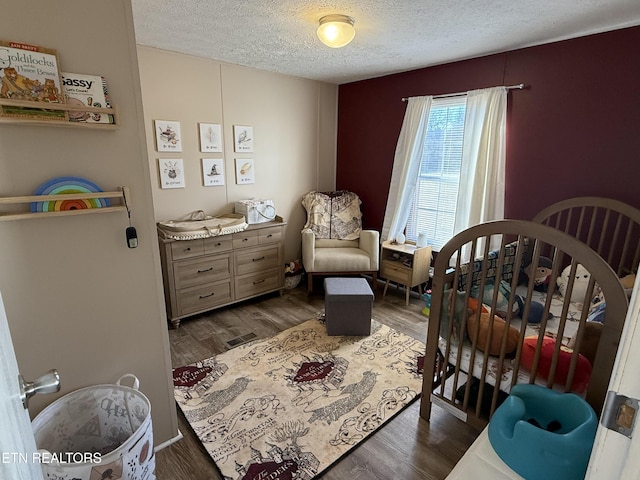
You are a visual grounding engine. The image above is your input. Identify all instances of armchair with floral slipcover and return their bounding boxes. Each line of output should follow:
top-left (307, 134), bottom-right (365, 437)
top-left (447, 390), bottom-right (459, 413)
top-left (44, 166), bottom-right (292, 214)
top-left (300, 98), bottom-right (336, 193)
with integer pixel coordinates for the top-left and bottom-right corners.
top-left (301, 191), bottom-right (379, 293)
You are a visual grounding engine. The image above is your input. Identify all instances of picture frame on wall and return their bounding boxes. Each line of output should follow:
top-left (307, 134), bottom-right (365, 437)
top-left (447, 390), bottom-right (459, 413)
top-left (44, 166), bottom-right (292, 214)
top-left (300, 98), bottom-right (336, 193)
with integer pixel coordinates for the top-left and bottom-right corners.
top-left (0, 40), bottom-right (67, 120)
top-left (235, 158), bottom-right (255, 184)
top-left (155, 120), bottom-right (182, 152)
top-left (233, 125), bottom-right (253, 152)
top-left (202, 158), bottom-right (225, 186)
top-left (158, 158), bottom-right (185, 189)
top-left (199, 123), bottom-right (223, 152)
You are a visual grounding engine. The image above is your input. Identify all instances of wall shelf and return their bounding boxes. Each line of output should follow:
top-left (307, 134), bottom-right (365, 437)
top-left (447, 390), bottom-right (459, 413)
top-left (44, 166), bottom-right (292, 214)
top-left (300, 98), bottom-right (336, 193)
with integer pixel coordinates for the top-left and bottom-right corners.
top-left (0, 98), bottom-right (118, 129)
top-left (0, 186), bottom-right (131, 221)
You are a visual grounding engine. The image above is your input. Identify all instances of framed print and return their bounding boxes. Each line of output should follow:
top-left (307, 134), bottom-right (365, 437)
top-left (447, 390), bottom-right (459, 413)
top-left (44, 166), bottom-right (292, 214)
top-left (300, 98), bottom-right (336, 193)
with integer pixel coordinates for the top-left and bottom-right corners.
top-left (155, 120), bottom-right (182, 152)
top-left (235, 158), bottom-right (255, 184)
top-left (158, 159), bottom-right (185, 189)
top-left (233, 125), bottom-right (253, 152)
top-left (0, 40), bottom-right (67, 120)
top-left (199, 123), bottom-right (223, 152)
top-left (202, 158), bottom-right (225, 186)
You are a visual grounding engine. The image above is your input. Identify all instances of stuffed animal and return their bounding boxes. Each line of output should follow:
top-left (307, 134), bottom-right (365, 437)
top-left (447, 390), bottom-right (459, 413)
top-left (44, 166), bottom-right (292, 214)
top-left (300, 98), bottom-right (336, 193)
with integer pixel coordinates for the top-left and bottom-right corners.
top-left (522, 256), bottom-right (553, 292)
top-left (471, 280), bottom-right (551, 324)
top-left (620, 273), bottom-right (636, 298)
top-left (467, 310), bottom-right (519, 356)
top-left (521, 336), bottom-right (592, 393)
top-left (620, 273), bottom-right (636, 289)
top-left (471, 280), bottom-right (514, 317)
top-left (514, 295), bottom-right (553, 324)
top-left (284, 260), bottom-right (302, 276)
top-left (557, 264), bottom-right (591, 303)
top-left (569, 321), bottom-right (602, 366)
top-left (438, 288), bottom-right (468, 340)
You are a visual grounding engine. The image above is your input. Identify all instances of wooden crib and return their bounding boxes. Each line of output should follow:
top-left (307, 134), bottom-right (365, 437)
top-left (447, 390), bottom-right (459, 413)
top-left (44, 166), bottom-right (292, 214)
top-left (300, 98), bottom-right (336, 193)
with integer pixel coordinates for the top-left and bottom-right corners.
top-left (532, 196), bottom-right (640, 278)
top-left (419, 217), bottom-right (632, 430)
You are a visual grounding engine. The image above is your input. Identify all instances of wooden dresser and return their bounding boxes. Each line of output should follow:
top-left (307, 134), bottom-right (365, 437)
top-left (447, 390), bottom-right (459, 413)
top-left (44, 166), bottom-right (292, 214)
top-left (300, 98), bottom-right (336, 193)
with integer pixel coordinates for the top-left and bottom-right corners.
top-left (158, 217), bottom-right (286, 327)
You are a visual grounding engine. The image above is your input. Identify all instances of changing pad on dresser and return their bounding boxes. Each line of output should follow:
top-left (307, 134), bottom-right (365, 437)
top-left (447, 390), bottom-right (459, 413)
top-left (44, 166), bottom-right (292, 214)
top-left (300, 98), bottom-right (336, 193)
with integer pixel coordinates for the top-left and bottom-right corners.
top-left (157, 211), bottom-right (248, 240)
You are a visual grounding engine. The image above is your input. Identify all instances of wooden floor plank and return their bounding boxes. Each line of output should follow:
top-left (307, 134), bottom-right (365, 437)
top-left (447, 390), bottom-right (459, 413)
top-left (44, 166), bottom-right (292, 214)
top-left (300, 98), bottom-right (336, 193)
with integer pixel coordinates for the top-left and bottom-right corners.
top-left (156, 282), bottom-right (479, 479)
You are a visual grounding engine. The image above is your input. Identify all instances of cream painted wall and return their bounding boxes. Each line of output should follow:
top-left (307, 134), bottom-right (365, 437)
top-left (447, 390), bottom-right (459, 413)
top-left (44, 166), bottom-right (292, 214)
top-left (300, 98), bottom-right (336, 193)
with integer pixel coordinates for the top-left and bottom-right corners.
top-left (0, 0), bottom-right (178, 446)
top-left (137, 46), bottom-right (338, 261)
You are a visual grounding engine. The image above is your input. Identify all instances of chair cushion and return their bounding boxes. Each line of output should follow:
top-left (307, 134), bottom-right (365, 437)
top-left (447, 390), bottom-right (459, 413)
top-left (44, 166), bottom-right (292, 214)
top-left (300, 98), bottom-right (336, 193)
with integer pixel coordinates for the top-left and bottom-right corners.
top-left (314, 247), bottom-right (372, 271)
top-left (315, 238), bottom-right (359, 248)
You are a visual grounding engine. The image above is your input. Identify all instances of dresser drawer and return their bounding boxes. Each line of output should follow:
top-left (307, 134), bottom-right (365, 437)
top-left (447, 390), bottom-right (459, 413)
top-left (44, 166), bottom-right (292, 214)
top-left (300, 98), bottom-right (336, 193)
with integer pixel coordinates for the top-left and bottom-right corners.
top-left (233, 230), bottom-right (258, 249)
top-left (204, 236), bottom-right (233, 255)
top-left (170, 239), bottom-right (204, 260)
top-left (234, 245), bottom-right (280, 276)
top-left (235, 266), bottom-right (281, 299)
top-left (173, 254), bottom-right (231, 290)
top-left (381, 259), bottom-right (411, 284)
top-left (259, 226), bottom-right (283, 244)
top-left (177, 280), bottom-right (232, 316)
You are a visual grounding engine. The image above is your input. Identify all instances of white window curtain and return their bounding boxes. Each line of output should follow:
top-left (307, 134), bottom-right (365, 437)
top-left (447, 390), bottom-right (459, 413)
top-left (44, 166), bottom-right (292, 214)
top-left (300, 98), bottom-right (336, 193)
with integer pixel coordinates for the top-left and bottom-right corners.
top-left (381, 96), bottom-right (433, 243)
top-left (454, 86), bottom-right (507, 237)
top-left (382, 86), bottom-right (507, 258)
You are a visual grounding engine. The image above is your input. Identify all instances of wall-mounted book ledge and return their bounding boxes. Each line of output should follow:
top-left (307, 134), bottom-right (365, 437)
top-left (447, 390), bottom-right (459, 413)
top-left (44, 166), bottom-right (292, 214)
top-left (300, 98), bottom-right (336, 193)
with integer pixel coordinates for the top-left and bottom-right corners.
top-left (0, 98), bottom-right (118, 129)
top-left (0, 186), bottom-right (131, 221)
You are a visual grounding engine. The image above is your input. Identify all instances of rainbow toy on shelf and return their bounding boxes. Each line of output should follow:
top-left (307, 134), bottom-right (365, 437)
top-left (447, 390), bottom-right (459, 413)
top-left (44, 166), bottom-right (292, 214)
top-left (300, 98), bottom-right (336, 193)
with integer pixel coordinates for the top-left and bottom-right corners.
top-left (30, 176), bottom-right (111, 212)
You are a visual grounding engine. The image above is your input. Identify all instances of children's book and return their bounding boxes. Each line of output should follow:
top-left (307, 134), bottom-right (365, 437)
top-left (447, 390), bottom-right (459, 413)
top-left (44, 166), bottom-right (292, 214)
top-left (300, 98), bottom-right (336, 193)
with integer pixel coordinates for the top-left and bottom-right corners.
top-left (0, 40), bottom-right (67, 120)
top-left (61, 72), bottom-right (113, 124)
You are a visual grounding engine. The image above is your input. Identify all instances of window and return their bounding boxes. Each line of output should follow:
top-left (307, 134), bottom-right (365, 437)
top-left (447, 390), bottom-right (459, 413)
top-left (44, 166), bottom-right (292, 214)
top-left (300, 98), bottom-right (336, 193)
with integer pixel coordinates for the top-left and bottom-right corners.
top-left (405, 97), bottom-right (466, 250)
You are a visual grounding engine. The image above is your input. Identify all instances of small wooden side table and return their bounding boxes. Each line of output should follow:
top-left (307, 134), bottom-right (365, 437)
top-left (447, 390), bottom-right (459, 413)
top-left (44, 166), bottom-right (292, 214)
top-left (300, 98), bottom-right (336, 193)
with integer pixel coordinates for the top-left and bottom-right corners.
top-left (380, 240), bottom-right (432, 306)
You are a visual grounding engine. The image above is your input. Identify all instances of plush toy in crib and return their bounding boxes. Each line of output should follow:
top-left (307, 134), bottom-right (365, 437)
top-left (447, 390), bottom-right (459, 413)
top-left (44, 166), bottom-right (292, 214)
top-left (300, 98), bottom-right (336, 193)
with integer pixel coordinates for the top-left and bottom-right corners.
top-left (558, 264), bottom-right (591, 303)
top-left (521, 256), bottom-right (553, 292)
top-left (467, 309), bottom-right (520, 356)
top-left (620, 273), bottom-right (636, 298)
top-left (470, 280), bottom-right (512, 316)
top-left (513, 295), bottom-right (553, 324)
top-left (471, 280), bottom-right (551, 324)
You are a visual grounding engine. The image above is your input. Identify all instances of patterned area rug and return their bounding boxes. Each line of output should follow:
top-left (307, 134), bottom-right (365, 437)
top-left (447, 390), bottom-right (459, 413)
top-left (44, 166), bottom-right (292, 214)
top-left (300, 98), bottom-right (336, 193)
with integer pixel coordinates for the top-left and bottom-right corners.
top-left (173, 318), bottom-right (425, 479)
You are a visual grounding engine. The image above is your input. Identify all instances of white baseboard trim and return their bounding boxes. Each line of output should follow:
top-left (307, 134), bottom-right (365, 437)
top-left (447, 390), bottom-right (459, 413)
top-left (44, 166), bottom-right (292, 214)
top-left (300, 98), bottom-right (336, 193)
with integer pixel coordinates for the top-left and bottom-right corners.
top-left (154, 429), bottom-right (183, 452)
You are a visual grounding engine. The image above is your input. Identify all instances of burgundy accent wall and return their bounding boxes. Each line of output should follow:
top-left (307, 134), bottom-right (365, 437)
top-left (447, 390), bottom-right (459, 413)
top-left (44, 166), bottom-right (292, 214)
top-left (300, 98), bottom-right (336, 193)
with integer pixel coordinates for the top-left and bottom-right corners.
top-left (336, 26), bottom-right (640, 231)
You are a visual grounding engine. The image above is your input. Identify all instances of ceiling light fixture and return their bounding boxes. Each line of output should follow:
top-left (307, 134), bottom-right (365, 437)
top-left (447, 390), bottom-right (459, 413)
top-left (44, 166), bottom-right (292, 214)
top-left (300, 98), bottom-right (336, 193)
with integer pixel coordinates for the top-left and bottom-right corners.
top-left (317, 14), bottom-right (356, 48)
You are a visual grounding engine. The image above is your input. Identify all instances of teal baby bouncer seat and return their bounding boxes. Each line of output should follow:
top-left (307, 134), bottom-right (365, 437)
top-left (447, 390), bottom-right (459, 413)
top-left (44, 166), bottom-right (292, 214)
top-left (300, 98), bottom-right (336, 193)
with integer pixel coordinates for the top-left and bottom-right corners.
top-left (488, 384), bottom-right (598, 480)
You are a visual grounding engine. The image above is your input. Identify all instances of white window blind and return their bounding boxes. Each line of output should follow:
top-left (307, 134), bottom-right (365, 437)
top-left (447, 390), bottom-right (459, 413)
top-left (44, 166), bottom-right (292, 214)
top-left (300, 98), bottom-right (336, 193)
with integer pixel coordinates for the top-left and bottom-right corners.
top-left (406, 96), bottom-right (467, 250)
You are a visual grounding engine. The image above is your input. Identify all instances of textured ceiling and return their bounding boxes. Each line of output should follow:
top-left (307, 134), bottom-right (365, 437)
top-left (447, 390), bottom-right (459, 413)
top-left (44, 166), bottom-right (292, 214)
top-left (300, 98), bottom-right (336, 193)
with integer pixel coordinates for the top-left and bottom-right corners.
top-left (131, 0), bottom-right (640, 85)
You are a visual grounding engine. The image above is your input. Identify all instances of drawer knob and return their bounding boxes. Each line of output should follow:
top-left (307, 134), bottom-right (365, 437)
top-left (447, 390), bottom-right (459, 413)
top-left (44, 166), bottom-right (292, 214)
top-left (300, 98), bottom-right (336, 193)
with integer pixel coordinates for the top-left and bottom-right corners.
top-left (197, 267), bottom-right (214, 273)
top-left (252, 256), bottom-right (265, 262)
top-left (253, 279), bottom-right (265, 285)
top-left (199, 292), bottom-right (215, 299)
top-left (267, 234), bottom-right (273, 238)
top-left (184, 247), bottom-right (191, 251)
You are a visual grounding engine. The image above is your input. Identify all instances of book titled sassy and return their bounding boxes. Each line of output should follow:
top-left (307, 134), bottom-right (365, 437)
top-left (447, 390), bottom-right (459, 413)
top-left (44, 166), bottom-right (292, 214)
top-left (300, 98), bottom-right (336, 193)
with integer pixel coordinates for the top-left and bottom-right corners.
top-left (61, 72), bottom-right (113, 124)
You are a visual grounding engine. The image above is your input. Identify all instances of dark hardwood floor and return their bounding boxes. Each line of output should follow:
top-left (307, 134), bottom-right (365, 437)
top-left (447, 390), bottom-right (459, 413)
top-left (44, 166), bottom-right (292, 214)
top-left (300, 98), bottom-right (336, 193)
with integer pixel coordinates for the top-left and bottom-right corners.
top-left (155, 279), bottom-right (479, 479)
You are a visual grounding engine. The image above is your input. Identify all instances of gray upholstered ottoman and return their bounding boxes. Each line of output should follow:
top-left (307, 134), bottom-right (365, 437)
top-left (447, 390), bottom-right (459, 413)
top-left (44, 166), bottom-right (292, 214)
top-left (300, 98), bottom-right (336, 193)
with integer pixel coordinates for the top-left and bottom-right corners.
top-left (324, 277), bottom-right (374, 335)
